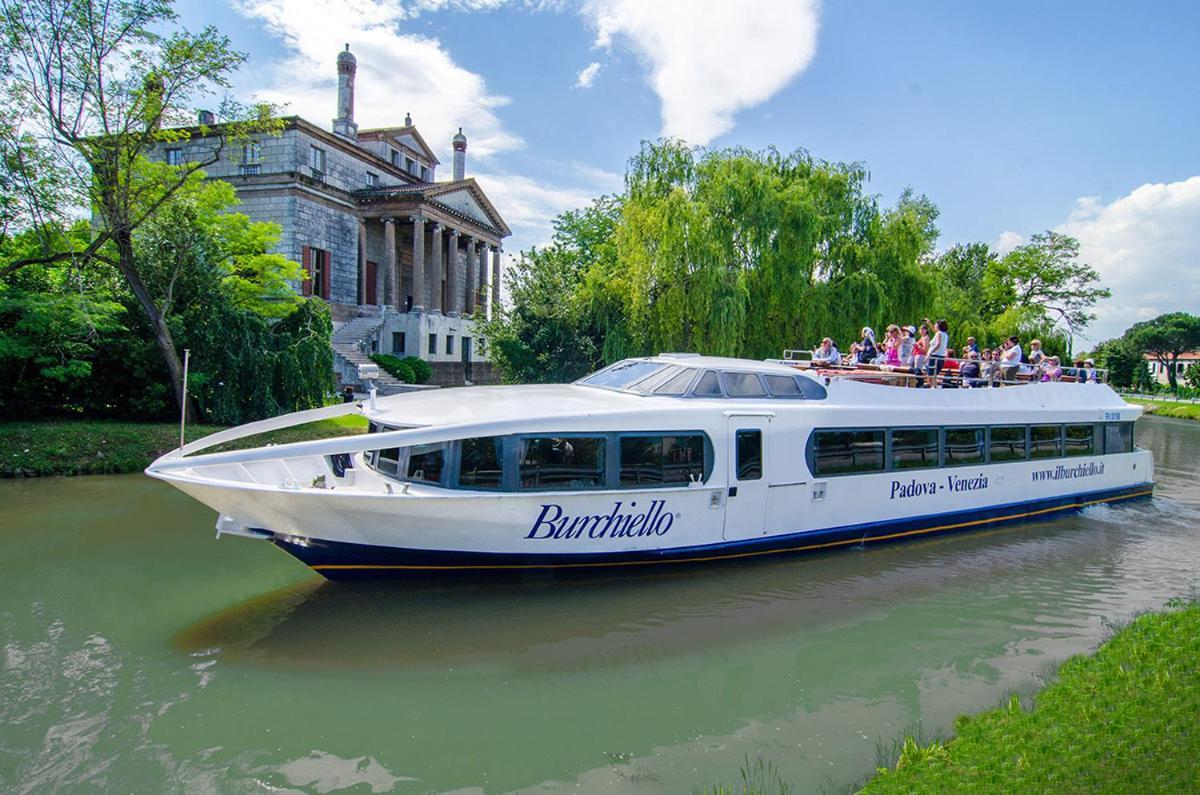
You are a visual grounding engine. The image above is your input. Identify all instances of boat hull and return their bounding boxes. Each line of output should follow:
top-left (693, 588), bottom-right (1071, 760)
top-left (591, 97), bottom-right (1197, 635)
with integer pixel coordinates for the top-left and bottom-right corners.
top-left (272, 481), bottom-right (1154, 579)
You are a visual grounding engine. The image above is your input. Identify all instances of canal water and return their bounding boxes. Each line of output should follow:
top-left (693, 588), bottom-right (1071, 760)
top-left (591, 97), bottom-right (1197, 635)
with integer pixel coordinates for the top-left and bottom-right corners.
top-left (2, 415), bottom-right (1198, 793)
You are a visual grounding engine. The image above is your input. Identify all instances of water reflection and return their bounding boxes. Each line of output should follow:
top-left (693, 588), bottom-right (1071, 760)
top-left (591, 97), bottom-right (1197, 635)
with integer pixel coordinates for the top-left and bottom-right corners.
top-left (176, 498), bottom-right (1182, 675)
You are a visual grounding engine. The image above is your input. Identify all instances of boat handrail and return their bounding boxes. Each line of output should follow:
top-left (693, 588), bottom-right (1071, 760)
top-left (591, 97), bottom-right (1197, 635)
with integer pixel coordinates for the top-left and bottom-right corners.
top-left (771, 356), bottom-right (1110, 387)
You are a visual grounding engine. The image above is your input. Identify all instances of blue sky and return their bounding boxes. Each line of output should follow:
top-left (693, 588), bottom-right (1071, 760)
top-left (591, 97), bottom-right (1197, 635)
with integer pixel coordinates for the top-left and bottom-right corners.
top-left (177, 0), bottom-right (1200, 343)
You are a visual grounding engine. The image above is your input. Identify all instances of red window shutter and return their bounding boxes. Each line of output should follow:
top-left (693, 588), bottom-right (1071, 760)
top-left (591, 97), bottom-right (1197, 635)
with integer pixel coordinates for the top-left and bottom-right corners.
top-left (301, 246), bottom-right (313, 297)
top-left (322, 250), bottom-right (332, 299)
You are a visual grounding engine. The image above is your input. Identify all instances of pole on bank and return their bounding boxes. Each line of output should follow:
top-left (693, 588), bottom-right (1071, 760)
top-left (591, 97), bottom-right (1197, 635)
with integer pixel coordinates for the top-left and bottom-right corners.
top-left (179, 348), bottom-right (190, 450)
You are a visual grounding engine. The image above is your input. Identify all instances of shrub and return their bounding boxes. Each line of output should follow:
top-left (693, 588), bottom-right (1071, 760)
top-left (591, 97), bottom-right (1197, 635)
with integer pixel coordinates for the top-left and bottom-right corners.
top-left (370, 353), bottom-right (414, 383)
top-left (402, 356), bottom-right (432, 384)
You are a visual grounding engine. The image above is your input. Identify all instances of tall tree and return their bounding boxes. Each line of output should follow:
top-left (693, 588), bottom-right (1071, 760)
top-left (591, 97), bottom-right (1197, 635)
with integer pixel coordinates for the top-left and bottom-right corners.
top-left (984, 231), bottom-right (1110, 348)
top-left (0, 0), bottom-right (279, 415)
top-left (1125, 312), bottom-right (1200, 393)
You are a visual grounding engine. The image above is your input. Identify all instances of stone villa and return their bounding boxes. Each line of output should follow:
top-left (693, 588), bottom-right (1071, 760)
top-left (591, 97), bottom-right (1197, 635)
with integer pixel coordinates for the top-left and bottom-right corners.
top-left (158, 45), bottom-right (510, 386)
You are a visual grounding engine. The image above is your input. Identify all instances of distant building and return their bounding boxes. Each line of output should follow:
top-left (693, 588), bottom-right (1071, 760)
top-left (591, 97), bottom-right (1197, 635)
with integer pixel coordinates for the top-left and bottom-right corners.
top-left (154, 45), bottom-right (509, 386)
top-left (1144, 351), bottom-right (1200, 386)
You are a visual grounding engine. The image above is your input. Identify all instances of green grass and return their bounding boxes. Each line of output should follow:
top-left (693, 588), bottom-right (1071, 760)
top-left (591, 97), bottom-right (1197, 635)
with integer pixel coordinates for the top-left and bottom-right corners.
top-left (861, 601), bottom-right (1200, 793)
top-left (1127, 397), bottom-right (1200, 421)
top-left (0, 414), bottom-right (369, 478)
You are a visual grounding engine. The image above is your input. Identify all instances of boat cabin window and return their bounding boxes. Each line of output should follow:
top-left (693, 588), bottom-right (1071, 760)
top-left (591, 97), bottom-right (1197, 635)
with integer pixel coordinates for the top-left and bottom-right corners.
top-left (722, 371), bottom-right (767, 398)
top-left (693, 370), bottom-right (722, 397)
top-left (373, 447), bottom-right (402, 476)
top-left (1030, 425), bottom-right (1062, 459)
top-left (812, 430), bottom-right (885, 476)
top-left (407, 443), bottom-right (446, 484)
top-left (764, 374), bottom-right (801, 397)
top-left (620, 434), bottom-right (706, 486)
top-left (891, 428), bottom-right (939, 470)
top-left (807, 421), bottom-right (1137, 478)
top-left (653, 368), bottom-right (699, 395)
top-left (1104, 422), bottom-right (1134, 454)
top-left (579, 360), bottom-right (666, 390)
top-left (1065, 424), bottom-right (1095, 456)
top-left (629, 365), bottom-right (684, 394)
top-left (519, 436), bottom-right (607, 490)
top-left (989, 426), bottom-right (1026, 462)
top-left (735, 430), bottom-right (763, 480)
top-left (459, 436), bottom-right (503, 489)
top-left (944, 427), bottom-right (985, 465)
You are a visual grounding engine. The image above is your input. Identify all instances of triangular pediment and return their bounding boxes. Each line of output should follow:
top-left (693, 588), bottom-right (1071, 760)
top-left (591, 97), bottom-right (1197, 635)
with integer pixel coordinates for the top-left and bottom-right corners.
top-left (424, 178), bottom-right (511, 236)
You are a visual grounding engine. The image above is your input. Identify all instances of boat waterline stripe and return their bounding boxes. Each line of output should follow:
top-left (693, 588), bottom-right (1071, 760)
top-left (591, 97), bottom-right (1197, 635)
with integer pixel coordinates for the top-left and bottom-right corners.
top-left (308, 488), bottom-right (1153, 572)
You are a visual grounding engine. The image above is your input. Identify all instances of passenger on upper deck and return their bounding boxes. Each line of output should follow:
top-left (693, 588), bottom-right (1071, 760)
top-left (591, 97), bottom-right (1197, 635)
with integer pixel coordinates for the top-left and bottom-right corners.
top-left (960, 350), bottom-right (984, 387)
top-left (850, 327), bottom-right (877, 365)
top-left (883, 325), bottom-right (903, 366)
top-left (899, 326), bottom-right (916, 368)
top-left (812, 337), bottom-right (840, 365)
top-left (1000, 336), bottom-right (1022, 382)
top-left (1080, 358), bottom-right (1098, 383)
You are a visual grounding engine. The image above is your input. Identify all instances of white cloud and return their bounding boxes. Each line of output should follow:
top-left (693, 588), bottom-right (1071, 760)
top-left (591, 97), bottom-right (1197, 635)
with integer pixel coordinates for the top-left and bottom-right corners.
top-left (231, 0), bottom-right (521, 158)
top-left (581, 0), bottom-right (819, 144)
top-left (574, 61), bottom-right (601, 89)
top-left (1055, 176), bottom-right (1200, 344)
top-left (474, 166), bottom-right (617, 252)
top-left (992, 230), bottom-right (1025, 255)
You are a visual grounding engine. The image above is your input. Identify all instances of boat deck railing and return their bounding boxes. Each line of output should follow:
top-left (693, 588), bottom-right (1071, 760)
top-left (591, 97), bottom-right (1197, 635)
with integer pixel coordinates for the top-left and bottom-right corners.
top-left (775, 351), bottom-right (1109, 388)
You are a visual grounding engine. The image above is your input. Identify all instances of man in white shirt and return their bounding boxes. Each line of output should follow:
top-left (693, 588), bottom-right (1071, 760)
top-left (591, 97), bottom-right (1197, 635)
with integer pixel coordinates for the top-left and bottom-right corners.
top-left (812, 337), bottom-right (840, 365)
top-left (1000, 336), bottom-right (1022, 382)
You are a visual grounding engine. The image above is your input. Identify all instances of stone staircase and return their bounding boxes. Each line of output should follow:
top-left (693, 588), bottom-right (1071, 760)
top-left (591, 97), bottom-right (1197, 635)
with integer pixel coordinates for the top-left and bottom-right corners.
top-left (331, 315), bottom-right (407, 394)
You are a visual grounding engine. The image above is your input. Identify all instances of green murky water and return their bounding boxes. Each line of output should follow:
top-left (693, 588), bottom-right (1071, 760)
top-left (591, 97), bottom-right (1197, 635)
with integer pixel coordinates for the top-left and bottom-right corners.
top-left (2, 415), bottom-right (1198, 793)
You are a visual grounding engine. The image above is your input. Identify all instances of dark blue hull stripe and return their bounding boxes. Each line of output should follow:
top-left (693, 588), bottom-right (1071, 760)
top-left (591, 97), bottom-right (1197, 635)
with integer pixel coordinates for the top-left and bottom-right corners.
top-left (271, 483), bottom-right (1153, 577)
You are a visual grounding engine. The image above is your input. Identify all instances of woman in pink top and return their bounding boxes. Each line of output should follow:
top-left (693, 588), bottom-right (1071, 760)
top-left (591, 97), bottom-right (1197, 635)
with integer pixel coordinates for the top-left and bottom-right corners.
top-left (884, 324), bottom-right (902, 366)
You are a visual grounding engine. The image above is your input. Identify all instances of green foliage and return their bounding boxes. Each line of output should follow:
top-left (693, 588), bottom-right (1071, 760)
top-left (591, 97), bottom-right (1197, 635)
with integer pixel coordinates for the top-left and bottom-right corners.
top-left (862, 601), bottom-right (1200, 793)
top-left (371, 353), bottom-right (415, 383)
top-left (1090, 337), bottom-right (1148, 390)
top-left (1127, 398), bottom-right (1200, 422)
top-left (695, 756), bottom-right (793, 795)
top-left (483, 141), bottom-right (1108, 383)
top-left (369, 354), bottom-right (431, 384)
top-left (1185, 363), bottom-right (1200, 391)
top-left (403, 356), bottom-right (431, 384)
top-left (1124, 312), bottom-right (1200, 393)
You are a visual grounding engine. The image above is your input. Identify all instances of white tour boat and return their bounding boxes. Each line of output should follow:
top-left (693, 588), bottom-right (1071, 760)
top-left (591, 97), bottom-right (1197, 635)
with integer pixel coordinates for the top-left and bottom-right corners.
top-left (146, 354), bottom-right (1154, 579)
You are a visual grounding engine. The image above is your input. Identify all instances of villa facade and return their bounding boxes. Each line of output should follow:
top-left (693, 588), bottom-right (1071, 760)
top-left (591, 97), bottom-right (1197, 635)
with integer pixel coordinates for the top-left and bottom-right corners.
top-left (154, 45), bottom-right (510, 385)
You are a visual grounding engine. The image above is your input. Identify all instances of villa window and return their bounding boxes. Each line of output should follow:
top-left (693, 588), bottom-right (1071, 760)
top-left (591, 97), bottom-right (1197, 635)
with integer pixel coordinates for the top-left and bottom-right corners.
top-left (446, 335), bottom-right (455, 356)
top-left (242, 141), bottom-right (261, 164)
top-left (310, 145), bottom-right (326, 178)
top-left (366, 172), bottom-right (379, 188)
top-left (165, 148), bottom-right (183, 166)
top-left (428, 333), bottom-right (437, 355)
top-left (421, 165), bottom-right (430, 181)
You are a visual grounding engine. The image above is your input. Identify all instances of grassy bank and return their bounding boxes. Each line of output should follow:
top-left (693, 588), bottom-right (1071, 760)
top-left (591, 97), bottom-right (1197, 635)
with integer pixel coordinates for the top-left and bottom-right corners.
top-left (0, 415), bottom-right (368, 478)
top-left (1127, 397), bottom-right (1200, 421)
top-left (861, 600), bottom-right (1200, 793)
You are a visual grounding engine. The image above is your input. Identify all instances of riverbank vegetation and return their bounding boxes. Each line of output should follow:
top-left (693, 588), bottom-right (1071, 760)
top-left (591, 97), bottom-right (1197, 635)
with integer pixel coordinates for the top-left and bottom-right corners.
top-left (0, 0), bottom-right (333, 428)
top-left (0, 415), bottom-right (367, 478)
top-left (476, 141), bottom-right (1109, 384)
top-left (861, 599), bottom-right (1200, 793)
top-left (1126, 398), bottom-right (1200, 421)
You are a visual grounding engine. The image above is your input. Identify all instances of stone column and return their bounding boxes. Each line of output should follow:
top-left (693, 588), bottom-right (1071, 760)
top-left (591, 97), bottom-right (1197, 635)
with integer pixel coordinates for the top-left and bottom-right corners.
top-left (409, 214), bottom-right (425, 312)
top-left (357, 218), bottom-right (367, 305)
top-left (383, 217), bottom-right (399, 310)
top-left (491, 246), bottom-right (502, 316)
top-left (448, 229), bottom-right (463, 317)
top-left (464, 239), bottom-right (478, 314)
top-left (429, 222), bottom-right (443, 313)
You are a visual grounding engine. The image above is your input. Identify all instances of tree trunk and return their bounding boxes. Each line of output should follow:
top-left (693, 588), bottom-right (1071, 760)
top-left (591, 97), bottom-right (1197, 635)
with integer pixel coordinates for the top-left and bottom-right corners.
top-left (1167, 355), bottom-right (1179, 394)
top-left (113, 227), bottom-right (195, 421)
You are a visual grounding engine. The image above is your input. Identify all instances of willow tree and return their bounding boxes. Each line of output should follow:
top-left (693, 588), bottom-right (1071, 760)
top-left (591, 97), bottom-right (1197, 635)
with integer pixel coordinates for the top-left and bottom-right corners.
top-left (0, 0), bottom-right (280, 416)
